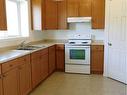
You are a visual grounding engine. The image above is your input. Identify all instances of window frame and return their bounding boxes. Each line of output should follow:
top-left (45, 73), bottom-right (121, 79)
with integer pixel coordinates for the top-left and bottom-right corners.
top-left (0, 0), bottom-right (29, 39)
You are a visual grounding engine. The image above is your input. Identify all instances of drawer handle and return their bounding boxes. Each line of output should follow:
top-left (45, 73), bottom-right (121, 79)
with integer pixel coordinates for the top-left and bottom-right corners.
top-left (9, 64), bottom-right (13, 67)
top-left (3, 75), bottom-right (6, 78)
top-left (24, 59), bottom-right (26, 61)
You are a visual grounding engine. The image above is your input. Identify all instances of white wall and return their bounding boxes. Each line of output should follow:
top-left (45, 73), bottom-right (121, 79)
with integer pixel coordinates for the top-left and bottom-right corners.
top-left (0, 31), bottom-right (44, 48)
top-left (43, 23), bottom-right (105, 40)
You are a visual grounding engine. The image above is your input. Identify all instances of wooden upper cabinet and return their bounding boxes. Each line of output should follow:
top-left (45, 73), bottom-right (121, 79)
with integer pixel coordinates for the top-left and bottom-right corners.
top-left (92, 0), bottom-right (105, 29)
top-left (31, 0), bottom-right (45, 30)
top-left (79, 0), bottom-right (92, 17)
top-left (0, 0), bottom-right (7, 30)
top-left (57, 0), bottom-right (67, 29)
top-left (45, 0), bottom-right (58, 30)
top-left (67, 0), bottom-right (79, 17)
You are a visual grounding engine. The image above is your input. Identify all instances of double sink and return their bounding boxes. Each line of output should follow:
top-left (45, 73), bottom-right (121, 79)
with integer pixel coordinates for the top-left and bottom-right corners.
top-left (17, 45), bottom-right (47, 50)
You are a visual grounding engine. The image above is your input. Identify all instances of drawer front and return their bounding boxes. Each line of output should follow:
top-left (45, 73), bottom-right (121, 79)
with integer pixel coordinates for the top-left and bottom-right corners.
top-left (49, 45), bottom-right (55, 52)
top-left (2, 58), bottom-right (20, 73)
top-left (91, 45), bottom-right (104, 51)
top-left (41, 48), bottom-right (48, 56)
top-left (56, 44), bottom-right (65, 50)
top-left (2, 55), bottom-right (30, 73)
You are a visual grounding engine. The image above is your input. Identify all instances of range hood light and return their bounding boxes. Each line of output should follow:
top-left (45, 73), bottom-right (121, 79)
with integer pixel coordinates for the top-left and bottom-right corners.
top-left (67, 17), bottom-right (92, 23)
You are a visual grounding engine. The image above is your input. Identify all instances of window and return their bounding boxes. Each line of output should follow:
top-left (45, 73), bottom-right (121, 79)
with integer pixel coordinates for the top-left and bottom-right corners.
top-left (0, 0), bottom-right (29, 39)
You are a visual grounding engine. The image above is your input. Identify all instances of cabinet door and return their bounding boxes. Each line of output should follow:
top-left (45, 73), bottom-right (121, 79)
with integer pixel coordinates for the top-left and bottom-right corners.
top-left (67, 0), bottom-right (79, 17)
top-left (31, 56), bottom-right (41, 88)
top-left (45, 0), bottom-right (58, 29)
top-left (0, 0), bottom-right (7, 30)
top-left (41, 54), bottom-right (49, 80)
top-left (92, 0), bottom-right (105, 29)
top-left (3, 68), bottom-right (19, 95)
top-left (19, 63), bottom-right (31, 95)
top-left (57, 0), bottom-right (67, 29)
top-left (79, 0), bottom-right (92, 17)
top-left (31, 0), bottom-right (45, 30)
top-left (49, 46), bottom-right (56, 74)
top-left (91, 45), bottom-right (104, 74)
top-left (0, 76), bottom-right (3, 95)
top-left (56, 44), bottom-right (65, 71)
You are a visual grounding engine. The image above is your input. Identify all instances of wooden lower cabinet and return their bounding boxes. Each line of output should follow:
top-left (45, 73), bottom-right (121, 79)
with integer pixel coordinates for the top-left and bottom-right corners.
top-left (3, 68), bottom-right (19, 95)
top-left (56, 44), bottom-right (65, 71)
top-left (19, 63), bottom-right (31, 95)
top-left (48, 46), bottom-right (56, 74)
top-left (1, 55), bottom-right (31, 95)
top-left (91, 45), bottom-right (104, 74)
top-left (31, 49), bottom-right (49, 88)
top-left (31, 51), bottom-right (42, 88)
top-left (0, 75), bottom-right (3, 95)
top-left (40, 53), bottom-right (49, 80)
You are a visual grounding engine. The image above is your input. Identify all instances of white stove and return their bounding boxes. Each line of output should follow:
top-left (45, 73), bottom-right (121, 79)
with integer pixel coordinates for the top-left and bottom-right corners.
top-left (65, 37), bottom-right (91, 74)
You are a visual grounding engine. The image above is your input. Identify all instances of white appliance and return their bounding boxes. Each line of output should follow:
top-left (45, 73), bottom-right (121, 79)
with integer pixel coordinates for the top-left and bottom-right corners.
top-left (67, 17), bottom-right (92, 23)
top-left (65, 38), bottom-right (91, 74)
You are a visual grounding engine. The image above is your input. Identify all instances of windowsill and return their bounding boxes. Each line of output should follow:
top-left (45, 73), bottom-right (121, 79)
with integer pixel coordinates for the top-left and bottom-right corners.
top-left (0, 36), bottom-right (29, 41)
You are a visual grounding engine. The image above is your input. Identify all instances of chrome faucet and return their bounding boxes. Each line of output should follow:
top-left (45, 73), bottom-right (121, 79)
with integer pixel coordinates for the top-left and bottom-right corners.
top-left (19, 41), bottom-right (26, 48)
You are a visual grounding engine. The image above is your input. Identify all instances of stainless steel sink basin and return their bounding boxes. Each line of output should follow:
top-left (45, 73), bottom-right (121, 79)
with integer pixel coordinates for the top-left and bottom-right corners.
top-left (17, 45), bottom-right (46, 50)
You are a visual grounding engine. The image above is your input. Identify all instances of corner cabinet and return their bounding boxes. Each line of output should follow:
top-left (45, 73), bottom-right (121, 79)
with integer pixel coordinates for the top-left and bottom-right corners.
top-left (0, 0), bottom-right (7, 30)
top-left (91, 45), bottom-right (104, 74)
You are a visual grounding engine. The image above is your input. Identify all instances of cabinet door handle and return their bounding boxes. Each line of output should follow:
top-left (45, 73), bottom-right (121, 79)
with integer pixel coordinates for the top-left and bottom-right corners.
top-left (9, 64), bottom-right (13, 67)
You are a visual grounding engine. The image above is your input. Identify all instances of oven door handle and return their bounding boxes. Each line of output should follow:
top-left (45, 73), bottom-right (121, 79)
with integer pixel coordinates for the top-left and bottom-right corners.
top-left (65, 46), bottom-right (90, 48)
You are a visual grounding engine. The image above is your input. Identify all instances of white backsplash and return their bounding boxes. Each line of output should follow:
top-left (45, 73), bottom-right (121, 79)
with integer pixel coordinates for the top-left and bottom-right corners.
top-left (0, 23), bottom-right (104, 48)
top-left (43, 23), bottom-right (105, 40)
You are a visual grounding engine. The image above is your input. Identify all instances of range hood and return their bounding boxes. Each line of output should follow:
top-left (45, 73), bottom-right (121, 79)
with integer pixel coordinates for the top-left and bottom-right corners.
top-left (67, 17), bottom-right (92, 23)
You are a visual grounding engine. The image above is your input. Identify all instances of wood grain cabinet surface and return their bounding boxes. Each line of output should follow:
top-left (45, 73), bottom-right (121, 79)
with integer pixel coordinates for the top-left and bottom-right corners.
top-left (91, 45), bottom-right (104, 74)
top-left (31, 51), bottom-right (42, 88)
top-left (19, 63), bottom-right (31, 95)
top-left (1, 55), bottom-right (31, 95)
top-left (79, 0), bottom-right (92, 17)
top-left (0, 0), bottom-right (7, 30)
top-left (40, 48), bottom-right (49, 81)
top-left (92, 0), bottom-right (105, 29)
top-left (57, 0), bottom-right (67, 29)
top-left (48, 45), bottom-right (56, 75)
top-left (45, 0), bottom-right (58, 30)
top-left (31, 48), bottom-right (49, 88)
top-left (31, 0), bottom-right (45, 30)
top-left (56, 44), bottom-right (65, 71)
top-left (2, 68), bottom-right (19, 95)
top-left (67, 0), bottom-right (79, 17)
top-left (0, 69), bottom-right (3, 95)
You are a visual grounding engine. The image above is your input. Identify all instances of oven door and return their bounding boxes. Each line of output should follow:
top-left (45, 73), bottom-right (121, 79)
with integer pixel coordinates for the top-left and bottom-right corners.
top-left (65, 46), bottom-right (90, 65)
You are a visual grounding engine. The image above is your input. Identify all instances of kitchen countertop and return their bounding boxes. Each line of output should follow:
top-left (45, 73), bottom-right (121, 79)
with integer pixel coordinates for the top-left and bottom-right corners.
top-left (0, 39), bottom-right (104, 64)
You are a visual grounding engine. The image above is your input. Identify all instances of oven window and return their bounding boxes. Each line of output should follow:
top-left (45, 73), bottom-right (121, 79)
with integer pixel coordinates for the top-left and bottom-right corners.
top-left (70, 49), bottom-right (85, 60)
